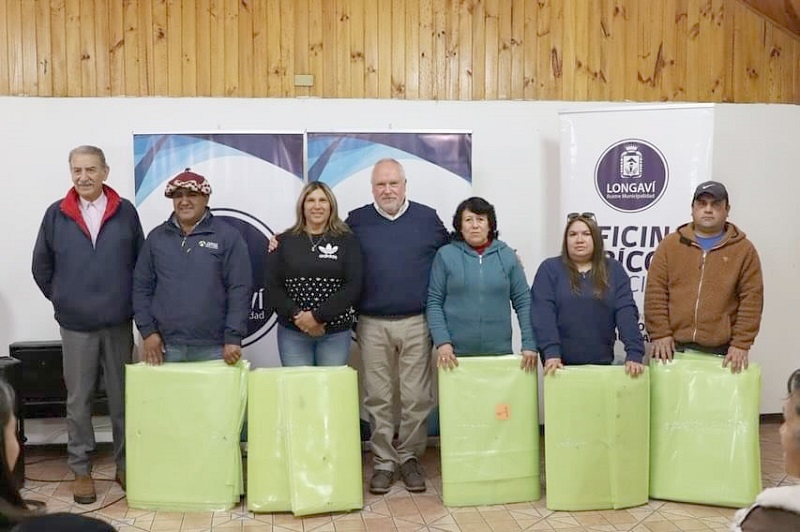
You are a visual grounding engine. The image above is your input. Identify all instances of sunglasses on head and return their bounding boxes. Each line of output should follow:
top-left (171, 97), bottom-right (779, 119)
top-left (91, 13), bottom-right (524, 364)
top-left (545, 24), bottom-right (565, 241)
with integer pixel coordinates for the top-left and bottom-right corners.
top-left (567, 212), bottom-right (596, 221)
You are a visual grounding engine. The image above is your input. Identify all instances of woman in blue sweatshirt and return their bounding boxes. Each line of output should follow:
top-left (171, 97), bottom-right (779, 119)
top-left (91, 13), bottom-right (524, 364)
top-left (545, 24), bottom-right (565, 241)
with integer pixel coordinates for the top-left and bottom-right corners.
top-left (530, 212), bottom-right (644, 377)
top-left (426, 197), bottom-right (537, 371)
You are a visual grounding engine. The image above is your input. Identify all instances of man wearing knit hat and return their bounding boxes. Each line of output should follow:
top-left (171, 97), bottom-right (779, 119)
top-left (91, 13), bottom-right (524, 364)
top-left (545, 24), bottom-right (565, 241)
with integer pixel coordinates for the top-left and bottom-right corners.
top-left (645, 180), bottom-right (763, 373)
top-left (133, 169), bottom-right (252, 365)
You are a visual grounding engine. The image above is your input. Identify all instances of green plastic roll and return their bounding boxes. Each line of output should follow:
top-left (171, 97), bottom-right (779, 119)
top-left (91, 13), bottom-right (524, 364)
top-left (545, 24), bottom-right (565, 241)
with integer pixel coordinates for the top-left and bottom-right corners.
top-left (247, 367), bottom-right (363, 516)
top-left (126, 360), bottom-right (249, 511)
top-left (438, 355), bottom-right (540, 507)
top-left (649, 351), bottom-right (762, 507)
top-left (544, 365), bottom-right (650, 511)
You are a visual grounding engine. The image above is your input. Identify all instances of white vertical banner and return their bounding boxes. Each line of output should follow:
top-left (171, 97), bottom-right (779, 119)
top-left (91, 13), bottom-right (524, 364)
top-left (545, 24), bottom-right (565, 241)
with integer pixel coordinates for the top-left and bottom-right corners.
top-left (559, 105), bottom-right (715, 344)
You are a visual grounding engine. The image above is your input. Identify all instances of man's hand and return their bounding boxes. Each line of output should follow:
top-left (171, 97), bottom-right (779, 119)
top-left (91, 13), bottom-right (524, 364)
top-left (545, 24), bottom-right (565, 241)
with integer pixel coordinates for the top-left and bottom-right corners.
top-left (625, 360), bottom-right (645, 378)
top-left (223, 344), bottom-right (242, 365)
top-left (723, 346), bottom-right (749, 374)
top-left (520, 350), bottom-right (538, 372)
top-left (268, 236), bottom-right (279, 253)
top-left (437, 343), bottom-right (458, 370)
top-left (543, 357), bottom-right (563, 376)
top-left (651, 336), bottom-right (675, 363)
top-left (143, 333), bottom-right (164, 366)
top-left (293, 311), bottom-right (323, 336)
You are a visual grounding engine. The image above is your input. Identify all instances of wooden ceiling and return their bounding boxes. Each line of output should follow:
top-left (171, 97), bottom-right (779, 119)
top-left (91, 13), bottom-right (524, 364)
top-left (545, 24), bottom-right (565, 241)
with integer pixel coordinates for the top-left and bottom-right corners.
top-left (739, 0), bottom-right (800, 38)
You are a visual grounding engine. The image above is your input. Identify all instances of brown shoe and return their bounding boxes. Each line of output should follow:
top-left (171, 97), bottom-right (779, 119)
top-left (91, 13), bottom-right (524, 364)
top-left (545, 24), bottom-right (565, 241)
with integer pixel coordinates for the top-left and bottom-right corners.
top-left (115, 470), bottom-right (126, 491)
top-left (400, 459), bottom-right (426, 493)
top-left (369, 470), bottom-right (394, 494)
top-left (73, 474), bottom-right (97, 504)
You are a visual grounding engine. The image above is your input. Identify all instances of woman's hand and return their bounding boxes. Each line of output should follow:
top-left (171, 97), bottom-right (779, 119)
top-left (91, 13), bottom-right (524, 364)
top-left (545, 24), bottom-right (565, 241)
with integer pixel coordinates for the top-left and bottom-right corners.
top-left (543, 357), bottom-right (563, 376)
top-left (293, 311), bottom-right (323, 336)
top-left (520, 350), bottom-right (538, 372)
top-left (437, 343), bottom-right (458, 370)
top-left (624, 360), bottom-right (645, 378)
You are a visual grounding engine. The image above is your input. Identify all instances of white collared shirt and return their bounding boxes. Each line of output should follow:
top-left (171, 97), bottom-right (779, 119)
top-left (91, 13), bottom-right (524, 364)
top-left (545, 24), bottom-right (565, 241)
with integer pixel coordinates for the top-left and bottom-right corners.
top-left (79, 192), bottom-right (107, 246)
top-left (373, 199), bottom-right (409, 221)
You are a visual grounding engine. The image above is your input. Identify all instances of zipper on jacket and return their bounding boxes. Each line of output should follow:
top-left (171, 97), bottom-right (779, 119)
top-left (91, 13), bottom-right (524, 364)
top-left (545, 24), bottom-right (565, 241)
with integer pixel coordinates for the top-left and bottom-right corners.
top-left (691, 250), bottom-right (707, 342)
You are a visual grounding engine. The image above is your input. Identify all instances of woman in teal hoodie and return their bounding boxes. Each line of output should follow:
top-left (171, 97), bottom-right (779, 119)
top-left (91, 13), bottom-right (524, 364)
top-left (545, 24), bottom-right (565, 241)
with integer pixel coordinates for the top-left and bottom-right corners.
top-left (426, 197), bottom-right (537, 371)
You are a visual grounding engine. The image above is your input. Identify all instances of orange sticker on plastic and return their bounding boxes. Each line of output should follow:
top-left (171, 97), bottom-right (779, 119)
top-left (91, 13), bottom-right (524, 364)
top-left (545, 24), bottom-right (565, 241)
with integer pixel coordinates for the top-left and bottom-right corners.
top-left (495, 403), bottom-right (511, 420)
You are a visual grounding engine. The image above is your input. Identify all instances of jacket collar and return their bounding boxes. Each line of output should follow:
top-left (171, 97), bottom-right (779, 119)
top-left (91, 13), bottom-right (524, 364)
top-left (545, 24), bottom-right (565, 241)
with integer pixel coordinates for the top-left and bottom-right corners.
top-left (59, 185), bottom-right (122, 238)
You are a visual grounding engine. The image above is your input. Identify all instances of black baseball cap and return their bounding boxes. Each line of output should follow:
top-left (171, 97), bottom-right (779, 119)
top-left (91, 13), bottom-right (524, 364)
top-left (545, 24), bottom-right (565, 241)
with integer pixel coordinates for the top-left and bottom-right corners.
top-left (692, 181), bottom-right (728, 202)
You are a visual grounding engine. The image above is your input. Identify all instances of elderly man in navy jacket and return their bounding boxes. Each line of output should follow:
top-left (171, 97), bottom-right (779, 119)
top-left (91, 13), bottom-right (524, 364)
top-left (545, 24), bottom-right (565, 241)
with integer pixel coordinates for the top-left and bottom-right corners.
top-left (32, 145), bottom-right (144, 504)
top-left (133, 170), bottom-right (252, 366)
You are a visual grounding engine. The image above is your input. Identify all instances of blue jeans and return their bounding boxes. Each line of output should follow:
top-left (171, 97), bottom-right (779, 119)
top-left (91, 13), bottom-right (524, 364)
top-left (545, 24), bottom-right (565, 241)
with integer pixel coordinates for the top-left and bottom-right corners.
top-left (164, 344), bottom-right (223, 363)
top-left (277, 325), bottom-right (353, 366)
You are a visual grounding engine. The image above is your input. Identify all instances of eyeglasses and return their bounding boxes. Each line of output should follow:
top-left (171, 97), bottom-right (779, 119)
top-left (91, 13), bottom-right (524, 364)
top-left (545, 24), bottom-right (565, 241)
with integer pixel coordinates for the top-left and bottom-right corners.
top-left (567, 212), bottom-right (596, 221)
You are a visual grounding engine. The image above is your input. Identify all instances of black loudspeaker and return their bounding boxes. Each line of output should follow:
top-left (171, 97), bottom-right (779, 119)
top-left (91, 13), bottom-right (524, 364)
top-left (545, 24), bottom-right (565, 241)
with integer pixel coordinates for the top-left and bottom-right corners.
top-left (8, 341), bottom-right (108, 419)
top-left (0, 356), bottom-right (25, 485)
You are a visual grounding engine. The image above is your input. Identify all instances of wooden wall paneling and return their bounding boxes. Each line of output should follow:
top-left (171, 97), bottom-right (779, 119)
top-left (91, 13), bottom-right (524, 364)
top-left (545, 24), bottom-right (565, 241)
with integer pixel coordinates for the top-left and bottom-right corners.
top-left (78, 0), bottom-right (97, 96)
top-left (484, 0), bottom-right (499, 100)
top-left (237, 0), bottom-right (253, 97)
top-left (405, 0), bottom-right (420, 99)
top-left (522, 0), bottom-right (538, 99)
top-left (209, 0), bottom-right (226, 96)
top-left (64, 0), bottom-right (82, 96)
top-left (764, 25), bottom-right (792, 102)
top-left (467, 0), bottom-right (488, 100)
top-left (350, 0), bottom-right (366, 99)
top-left (496, 0), bottom-right (513, 99)
top-left (391, 0), bottom-right (406, 97)
top-left (685, 0), bottom-right (704, 100)
top-left (443, 0), bottom-right (457, 99)
top-left (697, 0), bottom-right (727, 101)
top-left (181, 0), bottom-right (197, 96)
top-left (634, 0), bottom-right (658, 101)
top-left (418, 0), bottom-right (434, 100)
top-left (509, 0), bottom-right (525, 100)
top-left (107, 0), bottom-right (124, 95)
top-left (377, 0), bottom-right (393, 98)
top-left (6, 0), bottom-right (23, 95)
top-left (454, 0), bottom-right (476, 100)
top-left (720, 0), bottom-right (734, 102)
top-left (662, 0), bottom-right (688, 101)
top-left (605, 0), bottom-right (629, 102)
top-left (279, 0), bottom-right (293, 96)
top-left (536, 0), bottom-right (561, 100)
top-left (35, 0), bottom-right (54, 96)
top-left (336, 0), bottom-right (352, 98)
top-left (20, 0), bottom-right (39, 95)
top-left (362, 0), bottom-right (378, 97)
top-left (223, 0), bottom-right (238, 96)
top-left (268, 0), bottom-right (285, 97)
top-left (49, 0), bottom-right (67, 96)
top-left (732, 0), bottom-right (764, 102)
top-left (195, 0), bottom-right (211, 96)
top-left (0, 1), bottom-right (8, 95)
top-left (167, 0), bottom-right (184, 95)
top-left (309, 0), bottom-right (325, 97)
top-left (562, 0), bottom-right (583, 100)
top-left (291, 0), bottom-right (310, 97)
top-left (93, 0), bottom-right (111, 95)
top-left (139, 0), bottom-right (155, 95)
top-left (433, 0), bottom-right (448, 99)
top-left (152, 0), bottom-right (169, 95)
top-left (322, 0), bottom-right (337, 97)
top-left (584, 0), bottom-right (606, 101)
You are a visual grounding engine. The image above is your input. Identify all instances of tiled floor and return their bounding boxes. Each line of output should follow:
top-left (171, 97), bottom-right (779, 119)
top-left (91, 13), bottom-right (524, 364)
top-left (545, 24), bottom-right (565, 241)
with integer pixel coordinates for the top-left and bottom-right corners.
top-left (20, 423), bottom-right (797, 531)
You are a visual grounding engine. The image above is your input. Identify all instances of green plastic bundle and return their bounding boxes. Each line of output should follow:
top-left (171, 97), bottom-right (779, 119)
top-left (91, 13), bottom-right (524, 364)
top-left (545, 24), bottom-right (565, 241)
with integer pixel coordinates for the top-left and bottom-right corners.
top-left (649, 351), bottom-right (762, 507)
top-left (438, 355), bottom-right (540, 507)
top-left (126, 360), bottom-right (249, 511)
top-left (544, 365), bottom-right (650, 511)
top-left (247, 366), bottom-right (362, 516)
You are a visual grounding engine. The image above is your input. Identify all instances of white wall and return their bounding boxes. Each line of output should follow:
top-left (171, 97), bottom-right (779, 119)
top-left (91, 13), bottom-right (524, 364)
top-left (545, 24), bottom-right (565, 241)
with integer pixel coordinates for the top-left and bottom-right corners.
top-left (0, 97), bottom-right (795, 413)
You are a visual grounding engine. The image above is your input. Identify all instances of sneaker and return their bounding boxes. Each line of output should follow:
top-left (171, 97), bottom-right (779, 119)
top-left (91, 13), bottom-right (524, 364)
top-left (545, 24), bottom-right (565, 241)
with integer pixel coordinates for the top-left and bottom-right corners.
top-left (369, 470), bottom-right (394, 494)
top-left (73, 474), bottom-right (97, 504)
top-left (399, 458), bottom-right (426, 492)
top-left (115, 470), bottom-right (126, 491)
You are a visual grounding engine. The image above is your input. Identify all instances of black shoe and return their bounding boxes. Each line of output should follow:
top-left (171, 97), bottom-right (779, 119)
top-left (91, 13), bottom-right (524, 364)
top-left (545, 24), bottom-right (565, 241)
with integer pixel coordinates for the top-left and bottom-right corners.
top-left (369, 470), bottom-right (394, 494)
top-left (400, 459), bottom-right (426, 493)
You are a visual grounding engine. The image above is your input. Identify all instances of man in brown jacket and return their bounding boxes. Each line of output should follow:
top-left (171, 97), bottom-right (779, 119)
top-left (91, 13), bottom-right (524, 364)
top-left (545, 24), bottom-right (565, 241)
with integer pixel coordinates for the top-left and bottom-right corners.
top-left (644, 181), bottom-right (763, 373)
